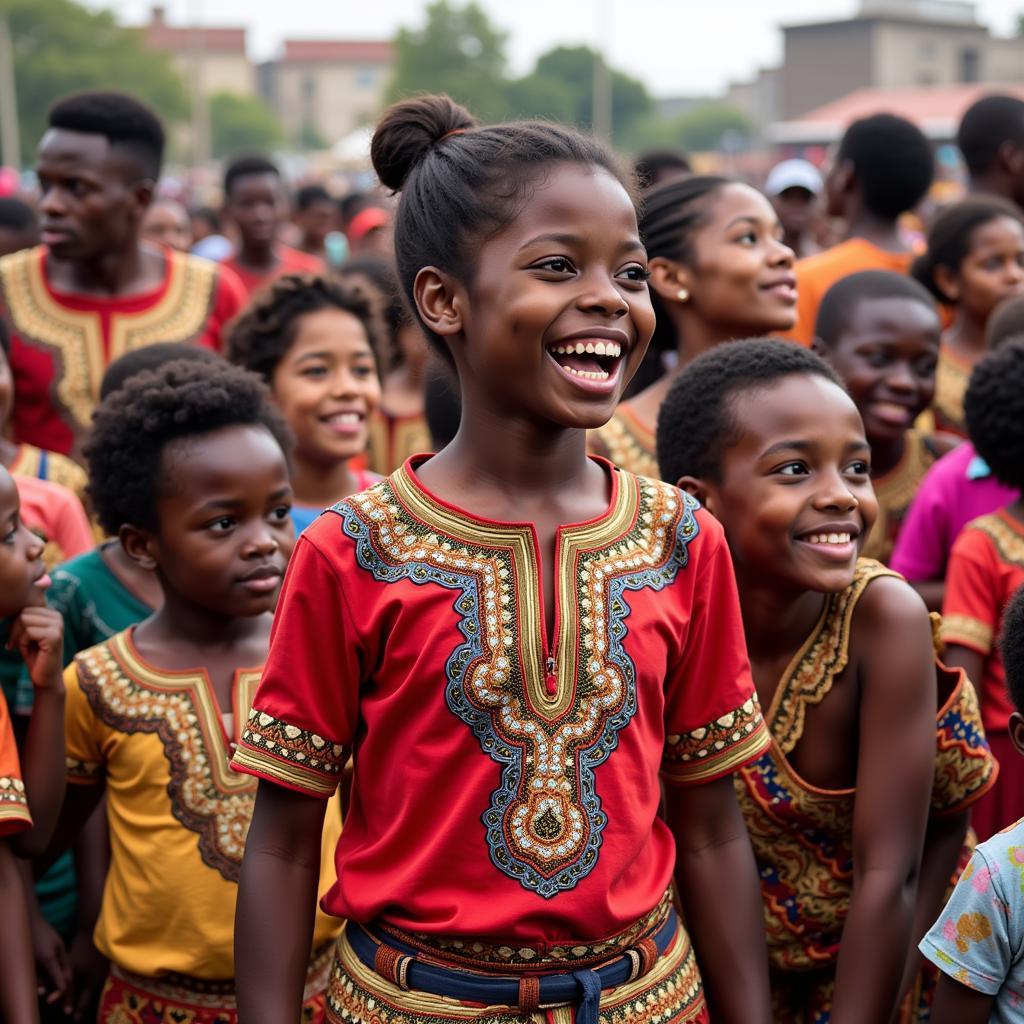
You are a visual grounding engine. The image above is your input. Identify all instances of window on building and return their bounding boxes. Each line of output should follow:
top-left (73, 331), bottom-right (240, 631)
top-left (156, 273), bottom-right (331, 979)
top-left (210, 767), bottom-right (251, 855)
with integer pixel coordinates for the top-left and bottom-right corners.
top-left (356, 66), bottom-right (376, 88)
top-left (960, 47), bottom-right (980, 82)
top-left (303, 74), bottom-right (317, 99)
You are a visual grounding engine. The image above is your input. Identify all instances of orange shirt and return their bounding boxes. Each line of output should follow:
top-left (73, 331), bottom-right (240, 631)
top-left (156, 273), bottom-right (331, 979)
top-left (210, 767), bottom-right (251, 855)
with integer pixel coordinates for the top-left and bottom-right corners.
top-left (784, 239), bottom-right (915, 347)
top-left (0, 688), bottom-right (30, 836)
top-left (219, 244), bottom-right (324, 299)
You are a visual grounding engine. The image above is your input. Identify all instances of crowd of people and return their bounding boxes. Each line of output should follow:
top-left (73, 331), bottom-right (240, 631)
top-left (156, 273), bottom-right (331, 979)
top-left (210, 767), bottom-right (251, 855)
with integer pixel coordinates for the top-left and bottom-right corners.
top-left (2, 81), bottom-right (1024, 1024)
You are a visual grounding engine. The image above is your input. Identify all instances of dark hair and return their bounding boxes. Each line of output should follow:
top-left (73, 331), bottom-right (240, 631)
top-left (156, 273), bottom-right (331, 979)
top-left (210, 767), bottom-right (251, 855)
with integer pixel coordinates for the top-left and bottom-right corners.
top-left (190, 205), bottom-right (221, 232)
top-left (657, 338), bottom-right (844, 485)
top-left (336, 256), bottom-right (411, 369)
top-left (99, 342), bottom-right (225, 401)
top-left (85, 359), bottom-right (290, 536)
top-left (370, 93), bottom-right (631, 356)
top-left (633, 149), bottom-right (691, 191)
top-left (815, 269), bottom-right (937, 347)
top-left (638, 175), bottom-right (731, 351)
top-left (338, 190), bottom-right (371, 227)
top-left (999, 583), bottom-right (1024, 717)
top-left (837, 114), bottom-right (934, 220)
top-left (0, 198), bottom-right (36, 232)
top-left (911, 197), bottom-right (1024, 304)
top-left (963, 339), bottom-right (1024, 493)
top-left (424, 363), bottom-right (462, 449)
top-left (226, 272), bottom-right (383, 383)
top-left (957, 95), bottom-right (1024, 178)
top-left (295, 184), bottom-right (332, 211)
top-left (48, 91), bottom-right (165, 180)
top-left (988, 294), bottom-right (1024, 350)
top-left (0, 320), bottom-right (8, 357)
top-left (224, 154), bottom-right (280, 199)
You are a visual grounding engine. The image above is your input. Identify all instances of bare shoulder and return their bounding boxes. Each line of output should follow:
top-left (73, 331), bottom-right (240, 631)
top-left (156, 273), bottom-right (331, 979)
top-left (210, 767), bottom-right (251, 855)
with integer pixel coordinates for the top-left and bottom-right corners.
top-left (854, 573), bottom-right (931, 631)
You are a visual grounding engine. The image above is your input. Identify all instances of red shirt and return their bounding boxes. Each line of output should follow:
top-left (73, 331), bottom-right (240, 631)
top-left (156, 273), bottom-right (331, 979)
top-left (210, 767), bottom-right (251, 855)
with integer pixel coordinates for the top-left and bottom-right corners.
top-left (233, 457), bottom-right (768, 943)
top-left (0, 247), bottom-right (247, 460)
top-left (218, 244), bottom-right (323, 299)
top-left (942, 508), bottom-right (1024, 734)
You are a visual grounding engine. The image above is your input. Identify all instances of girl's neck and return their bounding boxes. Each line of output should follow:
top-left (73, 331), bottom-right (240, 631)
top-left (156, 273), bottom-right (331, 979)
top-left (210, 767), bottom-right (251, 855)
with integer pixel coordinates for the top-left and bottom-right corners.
top-left (736, 570), bottom-right (826, 665)
top-left (867, 431), bottom-right (906, 480)
top-left (136, 590), bottom-right (264, 657)
top-left (945, 312), bottom-right (988, 357)
top-left (290, 454), bottom-right (357, 508)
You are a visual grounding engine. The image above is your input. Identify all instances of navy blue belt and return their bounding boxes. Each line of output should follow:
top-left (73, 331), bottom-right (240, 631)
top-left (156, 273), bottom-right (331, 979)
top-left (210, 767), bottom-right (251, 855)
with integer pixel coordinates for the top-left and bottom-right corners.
top-left (347, 909), bottom-right (677, 1024)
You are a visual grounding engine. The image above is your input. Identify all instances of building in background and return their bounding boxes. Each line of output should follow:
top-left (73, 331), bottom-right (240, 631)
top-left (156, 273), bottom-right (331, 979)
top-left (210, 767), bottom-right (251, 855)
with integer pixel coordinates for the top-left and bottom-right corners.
top-left (259, 40), bottom-right (393, 150)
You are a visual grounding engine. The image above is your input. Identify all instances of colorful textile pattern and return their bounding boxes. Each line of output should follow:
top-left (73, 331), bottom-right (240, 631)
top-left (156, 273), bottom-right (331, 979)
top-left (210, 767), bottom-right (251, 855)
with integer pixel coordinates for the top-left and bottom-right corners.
top-left (233, 457), bottom-right (765, 940)
top-left (931, 345), bottom-right (972, 440)
top-left (0, 246), bottom-right (243, 458)
top-left (0, 687), bottom-right (31, 836)
top-left (861, 429), bottom-right (942, 565)
top-left (64, 629), bottom-right (341, 979)
top-left (920, 816), bottom-right (1024, 1023)
top-left (8, 442), bottom-right (89, 505)
top-left (736, 560), bottom-right (995, 988)
top-left (324, 919), bottom-right (708, 1024)
top-left (591, 406), bottom-right (659, 479)
top-left (366, 408), bottom-right (433, 476)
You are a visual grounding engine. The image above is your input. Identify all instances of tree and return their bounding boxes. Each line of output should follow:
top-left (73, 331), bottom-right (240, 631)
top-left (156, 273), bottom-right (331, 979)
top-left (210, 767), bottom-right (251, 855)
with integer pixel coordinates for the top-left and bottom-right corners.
top-left (674, 104), bottom-right (751, 153)
top-left (388, 0), bottom-right (509, 124)
top-left (4, 0), bottom-right (188, 165)
top-left (209, 92), bottom-right (282, 159)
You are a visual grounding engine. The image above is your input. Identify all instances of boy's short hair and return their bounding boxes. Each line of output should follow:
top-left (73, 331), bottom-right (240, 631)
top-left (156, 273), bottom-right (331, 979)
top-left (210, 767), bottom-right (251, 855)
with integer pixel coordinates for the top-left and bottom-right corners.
top-left (999, 583), bottom-right (1024, 718)
top-left (656, 338), bottom-right (843, 486)
top-left (223, 154), bottom-right (280, 199)
top-left (963, 339), bottom-right (1024, 494)
top-left (85, 359), bottom-right (290, 536)
top-left (957, 95), bottom-right (1024, 179)
top-left (99, 342), bottom-right (224, 401)
top-left (226, 272), bottom-right (384, 383)
top-left (814, 270), bottom-right (937, 348)
top-left (837, 113), bottom-right (934, 220)
top-left (987, 295), bottom-right (1024, 351)
top-left (295, 184), bottom-right (331, 211)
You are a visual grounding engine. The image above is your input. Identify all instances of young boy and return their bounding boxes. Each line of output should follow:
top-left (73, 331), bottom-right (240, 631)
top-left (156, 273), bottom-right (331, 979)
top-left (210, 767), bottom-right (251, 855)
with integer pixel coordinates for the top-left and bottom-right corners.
top-left (943, 340), bottom-right (1024, 841)
top-left (813, 269), bottom-right (955, 565)
top-left (51, 360), bottom-right (341, 1022)
top-left (657, 339), bottom-right (995, 1022)
top-left (922, 581), bottom-right (1024, 1023)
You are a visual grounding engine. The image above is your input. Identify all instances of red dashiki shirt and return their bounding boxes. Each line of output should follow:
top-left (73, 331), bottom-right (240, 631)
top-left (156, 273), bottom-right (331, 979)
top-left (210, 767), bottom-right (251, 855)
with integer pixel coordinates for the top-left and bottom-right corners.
top-left (0, 246), bottom-right (247, 460)
top-left (232, 456), bottom-right (769, 943)
top-left (219, 244), bottom-right (324, 299)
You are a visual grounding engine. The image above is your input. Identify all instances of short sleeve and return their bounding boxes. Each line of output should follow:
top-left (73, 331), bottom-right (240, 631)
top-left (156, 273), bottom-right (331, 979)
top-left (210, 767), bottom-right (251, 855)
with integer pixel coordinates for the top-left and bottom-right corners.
top-left (661, 510), bottom-right (769, 785)
top-left (942, 529), bottom-right (999, 655)
top-left (64, 660), bottom-right (105, 784)
top-left (890, 468), bottom-right (950, 581)
top-left (919, 846), bottom-right (1013, 995)
top-left (231, 530), bottom-right (364, 797)
top-left (206, 264), bottom-right (247, 350)
top-left (0, 692), bottom-right (31, 835)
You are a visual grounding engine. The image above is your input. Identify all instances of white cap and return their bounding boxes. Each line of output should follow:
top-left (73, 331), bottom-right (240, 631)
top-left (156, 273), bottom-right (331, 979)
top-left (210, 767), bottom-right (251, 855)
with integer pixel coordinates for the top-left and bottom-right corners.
top-left (764, 159), bottom-right (824, 197)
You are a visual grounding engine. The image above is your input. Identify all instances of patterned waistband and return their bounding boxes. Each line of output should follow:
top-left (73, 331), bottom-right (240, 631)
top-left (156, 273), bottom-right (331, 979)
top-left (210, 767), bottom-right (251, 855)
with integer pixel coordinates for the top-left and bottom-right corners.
top-left (109, 941), bottom-right (334, 1008)
top-left (370, 889), bottom-right (675, 974)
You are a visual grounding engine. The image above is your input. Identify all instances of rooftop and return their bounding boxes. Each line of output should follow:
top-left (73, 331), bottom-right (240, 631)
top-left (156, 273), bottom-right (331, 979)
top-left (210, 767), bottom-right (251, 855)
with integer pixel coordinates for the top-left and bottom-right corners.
top-left (144, 5), bottom-right (246, 55)
top-left (280, 39), bottom-right (394, 64)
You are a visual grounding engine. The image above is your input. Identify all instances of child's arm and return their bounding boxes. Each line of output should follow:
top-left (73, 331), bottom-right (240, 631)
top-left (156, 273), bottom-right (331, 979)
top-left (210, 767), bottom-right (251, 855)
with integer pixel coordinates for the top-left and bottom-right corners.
top-left (0, 840), bottom-right (40, 1023)
top-left (831, 577), bottom-right (936, 1024)
top-left (664, 776), bottom-right (770, 1024)
top-left (235, 780), bottom-right (327, 1023)
top-left (931, 973), bottom-right (995, 1024)
top-left (8, 606), bottom-right (66, 856)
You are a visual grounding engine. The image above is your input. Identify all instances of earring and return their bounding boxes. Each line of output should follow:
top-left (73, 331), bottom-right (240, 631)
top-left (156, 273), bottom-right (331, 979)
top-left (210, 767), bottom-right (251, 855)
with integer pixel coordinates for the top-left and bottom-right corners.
top-left (677, 288), bottom-right (689, 302)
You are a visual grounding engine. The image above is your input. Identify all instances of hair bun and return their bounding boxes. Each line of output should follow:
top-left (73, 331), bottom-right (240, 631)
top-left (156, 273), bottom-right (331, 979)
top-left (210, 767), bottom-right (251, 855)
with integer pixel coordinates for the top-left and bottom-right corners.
top-left (371, 94), bottom-right (478, 192)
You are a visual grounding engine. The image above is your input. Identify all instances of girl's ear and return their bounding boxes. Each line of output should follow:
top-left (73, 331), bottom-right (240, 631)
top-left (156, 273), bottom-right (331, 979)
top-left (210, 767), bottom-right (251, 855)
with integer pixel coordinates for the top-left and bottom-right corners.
top-left (414, 266), bottom-right (464, 339)
top-left (119, 524), bottom-right (159, 572)
top-left (676, 475), bottom-right (717, 518)
top-left (648, 257), bottom-right (695, 306)
top-left (933, 263), bottom-right (961, 304)
top-left (1009, 711), bottom-right (1024, 759)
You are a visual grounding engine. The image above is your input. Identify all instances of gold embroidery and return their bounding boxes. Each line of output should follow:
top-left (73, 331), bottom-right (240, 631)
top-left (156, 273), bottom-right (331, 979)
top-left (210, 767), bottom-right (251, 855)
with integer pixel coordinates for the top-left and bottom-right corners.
top-left (65, 756), bottom-right (103, 782)
top-left (663, 695), bottom-right (769, 784)
top-left (941, 614), bottom-right (995, 654)
top-left (932, 347), bottom-right (971, 436)
top-left (969, 513), bottom-right (1024, 568)
top-left (0, 773), bottom-right (29, 819)
top-left (592, 407), bottom-right (659, 479)
top-left (9, 443), bottom-right (89, 503)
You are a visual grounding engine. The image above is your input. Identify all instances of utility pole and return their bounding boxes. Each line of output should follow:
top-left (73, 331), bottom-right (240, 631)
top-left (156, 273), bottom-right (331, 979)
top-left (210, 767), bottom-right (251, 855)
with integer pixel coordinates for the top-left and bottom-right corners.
top-left (0, 14), bottom-right (20, 170)
top-left (591, 0), bottom-right (612, 142)
top-left (188, 0), bottom-right (210, 167)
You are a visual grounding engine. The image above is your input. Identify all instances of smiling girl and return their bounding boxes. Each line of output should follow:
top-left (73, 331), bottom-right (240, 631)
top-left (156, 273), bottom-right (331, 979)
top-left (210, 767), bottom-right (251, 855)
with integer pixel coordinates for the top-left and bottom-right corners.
top-left (233, 95), bottom-right (773, 1024)
top-left (592, 175), bottom-right (797, 478)
top-left (227, 273), bottom-right (383, 532)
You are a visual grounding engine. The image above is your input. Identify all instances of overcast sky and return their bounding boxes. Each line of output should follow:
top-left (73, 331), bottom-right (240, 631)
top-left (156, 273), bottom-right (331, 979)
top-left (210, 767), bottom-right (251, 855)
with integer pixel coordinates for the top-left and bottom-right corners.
top-left (91, 0), bottom-right (1024, 97)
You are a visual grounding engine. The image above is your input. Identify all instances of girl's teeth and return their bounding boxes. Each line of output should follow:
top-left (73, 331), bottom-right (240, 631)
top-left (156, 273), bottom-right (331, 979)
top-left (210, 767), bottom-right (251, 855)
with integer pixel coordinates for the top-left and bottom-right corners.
top-left (805, 533), bottom-right (852, 545)
top-left (564, 366), bottom-right (610, 381)
top-left (551, 341), bottom-right (622, 357)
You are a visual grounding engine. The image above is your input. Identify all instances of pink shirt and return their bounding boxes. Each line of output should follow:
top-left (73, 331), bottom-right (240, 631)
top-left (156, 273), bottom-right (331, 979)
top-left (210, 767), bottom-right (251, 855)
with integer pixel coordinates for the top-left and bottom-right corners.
top-left (890, 443), bottom-right (1016, 582)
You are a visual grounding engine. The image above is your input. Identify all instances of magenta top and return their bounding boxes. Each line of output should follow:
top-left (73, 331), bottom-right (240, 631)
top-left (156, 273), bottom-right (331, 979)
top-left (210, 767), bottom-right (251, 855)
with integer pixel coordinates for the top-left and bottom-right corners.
top-left (890, 442), bottom-right (1016, 581)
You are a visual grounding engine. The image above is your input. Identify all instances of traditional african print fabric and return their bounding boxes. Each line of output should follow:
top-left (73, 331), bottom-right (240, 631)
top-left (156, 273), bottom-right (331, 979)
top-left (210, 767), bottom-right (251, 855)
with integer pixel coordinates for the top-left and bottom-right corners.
top-left (0, 246), bottom-right (245, 459)
top-left (0, 685), bottom-right (30, 837)
top-left (8, 441), bottom-right (89, 505)
top-left (930, 345), bottom-right (973, 440)
top-left (591, 406), bottom-right (658, 480)
top-left (233, 456), bottom-right (767, 946)
top-left (736, 559), bottom-right (995, 1022)
top-left (366, 408), bottom-right (433, 476)
top-left (861, 430), bottom-right (944, 565)
top-left (64, 628), bottom-right (342, 980)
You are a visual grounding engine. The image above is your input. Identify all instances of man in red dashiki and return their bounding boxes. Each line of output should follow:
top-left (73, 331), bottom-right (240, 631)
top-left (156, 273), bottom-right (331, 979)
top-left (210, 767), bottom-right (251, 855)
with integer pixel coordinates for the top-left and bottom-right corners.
top-left (219, 155), bottom-right (324, 299)
top-left (233, 457), bottom-right (769, 1023)
top-left (0, 91), bottom-right (246, 461)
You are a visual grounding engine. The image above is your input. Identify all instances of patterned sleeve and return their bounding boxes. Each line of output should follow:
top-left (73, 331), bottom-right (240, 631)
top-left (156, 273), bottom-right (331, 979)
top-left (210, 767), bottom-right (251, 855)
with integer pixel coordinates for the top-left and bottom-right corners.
top-left (919, 844), bottom-right (1013, 995)
top-left (942, 528), bottom-right (999, 655)
top-left (661, 509), bottom-right (769, 785)
top-left (231, 530), bottom-right (363, 797)
top-left (0, 691), bottom-right (31, 836)
top-left (931, 672), bottom-right (998, 816)
top-left (64, 660), bottom-right (105, 784)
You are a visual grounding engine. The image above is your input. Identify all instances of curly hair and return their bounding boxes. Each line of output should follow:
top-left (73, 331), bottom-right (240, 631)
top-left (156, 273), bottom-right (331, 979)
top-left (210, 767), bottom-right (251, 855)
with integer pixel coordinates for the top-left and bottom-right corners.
top-left (656, 338), bottom-right (843, 486)
top-left (963, 339), bottom-right (1024, 494)
top-left (225, 272), bottom-right (385, 384)
top-left (1000, 583), bottom-right (1024, 717)
top-left (85, 359), bottom-right (290, 536)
